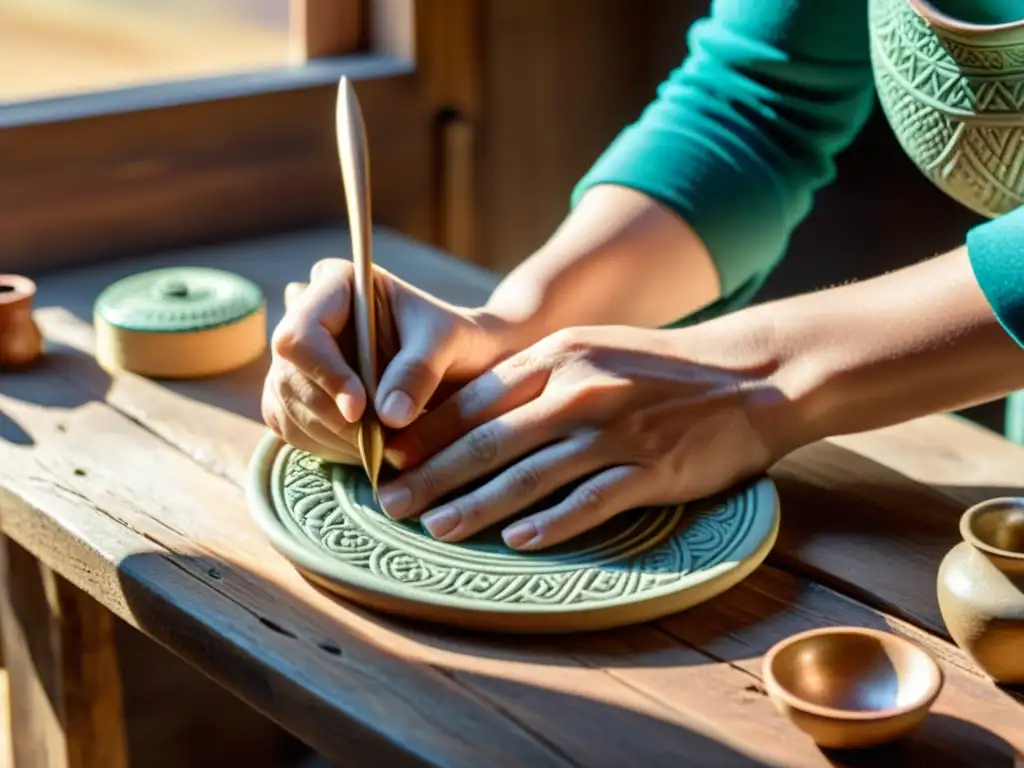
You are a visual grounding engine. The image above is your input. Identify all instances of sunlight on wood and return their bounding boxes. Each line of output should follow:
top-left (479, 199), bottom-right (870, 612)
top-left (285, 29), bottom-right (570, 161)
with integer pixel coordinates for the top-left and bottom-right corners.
top-left (0, 0), bottom-right (290, 101)
top-left (0, 671), bottom-right (9, 768)
top-left (832, 416), bottom-right (1024, 499)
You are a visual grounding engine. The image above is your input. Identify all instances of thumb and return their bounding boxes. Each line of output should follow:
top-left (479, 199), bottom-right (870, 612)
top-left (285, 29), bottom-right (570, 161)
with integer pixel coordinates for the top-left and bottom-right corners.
top-left (375, 328), bottom-right (452, 429)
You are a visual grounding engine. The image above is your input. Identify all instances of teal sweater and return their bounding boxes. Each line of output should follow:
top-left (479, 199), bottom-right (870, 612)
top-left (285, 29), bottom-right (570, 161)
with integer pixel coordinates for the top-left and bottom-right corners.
top-left (571, 0), bottom-right (1024, 437)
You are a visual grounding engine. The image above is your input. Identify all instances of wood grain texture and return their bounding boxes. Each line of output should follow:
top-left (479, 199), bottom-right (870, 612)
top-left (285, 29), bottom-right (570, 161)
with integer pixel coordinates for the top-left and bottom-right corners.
top-left (771, 417), bottom-right (1024, 638)
top-left (114, 618), bottom-right (309, 768)
top-left (0, 76), bottom-right (432, 275)
top-left (0, 536), bottom-right (128, 768)
top-left (1, 227), bottom-right (1022, 764)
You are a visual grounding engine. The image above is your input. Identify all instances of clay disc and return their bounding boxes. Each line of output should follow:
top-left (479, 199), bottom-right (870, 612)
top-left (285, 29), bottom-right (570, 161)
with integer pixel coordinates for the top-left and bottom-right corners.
top-left (94, 267), bottom-right (266, 379)
top-left (247, 433), bottom-right (780, 633)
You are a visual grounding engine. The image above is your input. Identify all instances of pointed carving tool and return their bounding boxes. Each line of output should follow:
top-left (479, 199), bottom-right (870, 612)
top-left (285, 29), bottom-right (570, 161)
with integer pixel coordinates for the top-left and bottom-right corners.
top-left (335, 76), bottom-right (386, 497)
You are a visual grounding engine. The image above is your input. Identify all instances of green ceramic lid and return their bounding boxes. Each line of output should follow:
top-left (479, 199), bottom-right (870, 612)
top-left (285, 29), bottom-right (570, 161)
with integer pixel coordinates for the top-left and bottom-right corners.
top-left (95, 267), bottom-right (264, 333)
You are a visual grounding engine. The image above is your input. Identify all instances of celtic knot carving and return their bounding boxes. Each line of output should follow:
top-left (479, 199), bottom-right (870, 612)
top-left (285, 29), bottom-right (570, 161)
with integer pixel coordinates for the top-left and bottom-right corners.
top-left (271, 446), bottom-right (763, 608)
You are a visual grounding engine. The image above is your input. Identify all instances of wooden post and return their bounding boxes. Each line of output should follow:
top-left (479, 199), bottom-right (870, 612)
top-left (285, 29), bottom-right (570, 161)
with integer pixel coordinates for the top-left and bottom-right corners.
top-left (440, 115), bottom-right (478, 263)
top-left (417, 0), bottom-right (483, 262)
top-left (0, 536), bottom-right (128, 768)
top-left (290, 0), bottom-right (366, 61)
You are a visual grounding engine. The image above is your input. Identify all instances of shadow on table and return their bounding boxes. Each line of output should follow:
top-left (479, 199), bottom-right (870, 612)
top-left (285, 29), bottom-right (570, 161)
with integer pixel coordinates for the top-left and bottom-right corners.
top-left (820, 713), bottom-right (1015, 768)
top-left (763, 438), bottom-right (1024, 641)
top-left (0, 408), bottom-right (33, 446)
top-left (0, 343), bottom-right (113, 448)
top-left (115, 550), bottom-right (1022, 767)
top-left (0, 343), bottom-right (110, 409)
top-left (135, 350), bottom-right (269, 423)
top-left (116, 557), bottom-right (778, 767)
top-left (20, 304), bottom-right (269, 424)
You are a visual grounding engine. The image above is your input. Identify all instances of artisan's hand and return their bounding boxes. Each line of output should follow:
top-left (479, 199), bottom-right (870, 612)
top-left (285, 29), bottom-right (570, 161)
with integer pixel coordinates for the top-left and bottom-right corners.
top-left (378, 324), bottom-right (794, 550)
top-left (261, 258), bottom-right (526, 463)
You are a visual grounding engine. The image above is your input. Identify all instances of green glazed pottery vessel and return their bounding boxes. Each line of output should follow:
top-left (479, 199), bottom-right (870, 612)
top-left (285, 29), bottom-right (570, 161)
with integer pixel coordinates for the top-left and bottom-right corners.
top-left (869, 0), bottom-right (1024, 217)
top-left (94, 266), bottom-right (266, 379)
top-left (246, 433), bottom-right (780, 633)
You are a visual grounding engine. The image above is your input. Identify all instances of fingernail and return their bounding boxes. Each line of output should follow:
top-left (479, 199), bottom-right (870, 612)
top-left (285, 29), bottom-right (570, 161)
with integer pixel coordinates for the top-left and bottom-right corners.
top-left (380, 391), bottom-right (415, 426)
top-left (502, 521), bottom-right (539, 549)
top-left (335, 393), bottom-right (358, 422)
top-left (378, 484), bottom-right (412, 518)
top-left (421, 507), bottom-right (460, 539)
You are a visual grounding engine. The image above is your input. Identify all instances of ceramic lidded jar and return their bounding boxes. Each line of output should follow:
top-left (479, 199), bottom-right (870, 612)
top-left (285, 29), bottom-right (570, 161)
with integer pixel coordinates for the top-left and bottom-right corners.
top-left (0, 274), bottom-right (43, 368)
top-left (869, 0), bottom-right (1024, 218)
top-left (93, 267), bottom-right (266, 379)
top-left (937, 497), bottom-right (1024, 683)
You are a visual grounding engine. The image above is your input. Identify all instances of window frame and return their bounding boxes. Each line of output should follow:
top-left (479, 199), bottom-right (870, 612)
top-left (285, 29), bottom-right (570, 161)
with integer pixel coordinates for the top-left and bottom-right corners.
top-left (0, 0), bottom-right (460, 275)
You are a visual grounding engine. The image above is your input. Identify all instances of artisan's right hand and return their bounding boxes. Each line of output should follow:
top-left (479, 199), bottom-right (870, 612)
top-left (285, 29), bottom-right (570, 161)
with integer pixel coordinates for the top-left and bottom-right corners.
top-left (261, 258), bottom-right (525, 463)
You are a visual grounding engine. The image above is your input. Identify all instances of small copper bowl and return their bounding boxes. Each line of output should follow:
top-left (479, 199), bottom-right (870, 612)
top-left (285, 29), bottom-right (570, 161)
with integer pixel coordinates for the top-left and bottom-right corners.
top-left (762, 627), bottom-right (944, 750)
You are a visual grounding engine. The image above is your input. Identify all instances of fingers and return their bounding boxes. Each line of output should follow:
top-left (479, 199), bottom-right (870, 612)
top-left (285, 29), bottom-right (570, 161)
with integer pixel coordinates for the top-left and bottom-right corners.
top-left (261, 361), bottom-right (362, 463)
top-left (297, 258), bottom-right (353, 337)
top-left (284, 281), bottom-right (308, 312)
top-left (279, 363), bottom-right (357, 439)
top-left (272, 259), bottom-right (366, 422)
top-left (375, 332), bottom-right (451, 430)
top-left (266, 409), bottom-right (361, 464)
top-left (378, 396), bottom-right (566, 520)
top-left (372, 277), bottom-right (455, 431)
top-left (418, 434), bottom-right (606, 542)
top-left (273, 320), bottom-right (366, 422)
top-left (502, 465), bottom-right (647, 551)
top-left (386, 349), bottom-right (549, 469)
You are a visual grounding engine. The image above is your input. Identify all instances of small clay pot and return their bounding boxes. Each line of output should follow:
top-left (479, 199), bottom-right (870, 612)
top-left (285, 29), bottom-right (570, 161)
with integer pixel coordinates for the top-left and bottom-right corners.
top-left (937, 497), bottom-right (1024, 683)
top-left (762, 626), bottom-right (943, 750)
top-left (0, 275), bottom-right (43, 369)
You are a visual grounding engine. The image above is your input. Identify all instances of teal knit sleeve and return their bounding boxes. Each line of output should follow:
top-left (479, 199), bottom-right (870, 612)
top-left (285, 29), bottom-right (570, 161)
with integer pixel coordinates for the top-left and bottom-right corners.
top-left (968, 207), bottom-right (1024, 348)
top-left (571, 0), bottom-right (876, 309)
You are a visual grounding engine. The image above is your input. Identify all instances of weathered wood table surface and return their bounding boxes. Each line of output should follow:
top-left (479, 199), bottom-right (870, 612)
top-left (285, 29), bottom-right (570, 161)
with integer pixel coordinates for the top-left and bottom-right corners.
top-left (2, 227), bottom-right (1024, 767)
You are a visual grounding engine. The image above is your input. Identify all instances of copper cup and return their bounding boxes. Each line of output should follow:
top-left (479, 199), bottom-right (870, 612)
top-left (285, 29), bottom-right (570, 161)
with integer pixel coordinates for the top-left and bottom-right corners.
top-left (762, 626), bottom-right (944, 750)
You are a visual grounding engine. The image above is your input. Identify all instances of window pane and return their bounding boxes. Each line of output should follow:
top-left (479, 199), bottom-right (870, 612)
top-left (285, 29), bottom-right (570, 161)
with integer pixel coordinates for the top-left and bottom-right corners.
top-left (1, 0), bottom-right (291, 102)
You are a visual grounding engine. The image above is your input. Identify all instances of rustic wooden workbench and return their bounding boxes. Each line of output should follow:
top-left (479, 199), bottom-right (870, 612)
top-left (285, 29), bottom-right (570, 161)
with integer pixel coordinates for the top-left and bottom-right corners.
top-left (1, 227), bottom-right (1023, 767)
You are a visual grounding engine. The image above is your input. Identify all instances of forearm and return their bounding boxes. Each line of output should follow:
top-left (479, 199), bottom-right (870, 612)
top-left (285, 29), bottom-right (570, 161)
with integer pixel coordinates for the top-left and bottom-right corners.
top-left (709, 246), bottom-right (1024, 450)
top-left (484, 185), bottom-right (721, 340)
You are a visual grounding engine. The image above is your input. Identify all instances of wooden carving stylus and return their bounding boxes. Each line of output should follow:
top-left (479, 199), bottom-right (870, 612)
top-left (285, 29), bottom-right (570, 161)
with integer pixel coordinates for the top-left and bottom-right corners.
top-left (335, 76), bottom-right (386, 496)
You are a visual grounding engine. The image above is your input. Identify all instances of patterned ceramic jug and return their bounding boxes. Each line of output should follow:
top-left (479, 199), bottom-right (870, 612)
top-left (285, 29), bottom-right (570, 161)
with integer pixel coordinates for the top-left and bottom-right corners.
top-left (869, 0), bottom-right (1024, 217)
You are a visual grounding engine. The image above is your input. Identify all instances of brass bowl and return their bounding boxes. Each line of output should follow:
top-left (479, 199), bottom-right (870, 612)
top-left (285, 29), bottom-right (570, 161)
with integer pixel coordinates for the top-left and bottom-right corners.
top-left (762, 627), bottom-right (944, 750)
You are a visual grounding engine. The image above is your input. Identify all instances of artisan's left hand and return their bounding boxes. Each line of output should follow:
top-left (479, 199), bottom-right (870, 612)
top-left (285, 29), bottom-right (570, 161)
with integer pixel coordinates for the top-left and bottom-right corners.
top-left (378, 324), bottom-right (793, 550)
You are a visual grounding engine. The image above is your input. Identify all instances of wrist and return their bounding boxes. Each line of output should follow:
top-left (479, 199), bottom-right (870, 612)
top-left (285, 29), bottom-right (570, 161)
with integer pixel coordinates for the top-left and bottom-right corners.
top-left (666, 305), bottom-right (827, 461)
top-left (463, 304), bottom-right (549, 366)
top-left (477, 267), bottom-right (562, 351)
top-left (711, 246), bottom-right (1024, 450)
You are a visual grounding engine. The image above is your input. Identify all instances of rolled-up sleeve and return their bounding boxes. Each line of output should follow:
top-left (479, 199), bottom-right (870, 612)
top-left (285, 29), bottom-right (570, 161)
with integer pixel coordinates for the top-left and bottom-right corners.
top-left (968, 208), bottom-right (1024, 348)
top-left (571, 0), bottom-right (876, 305)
